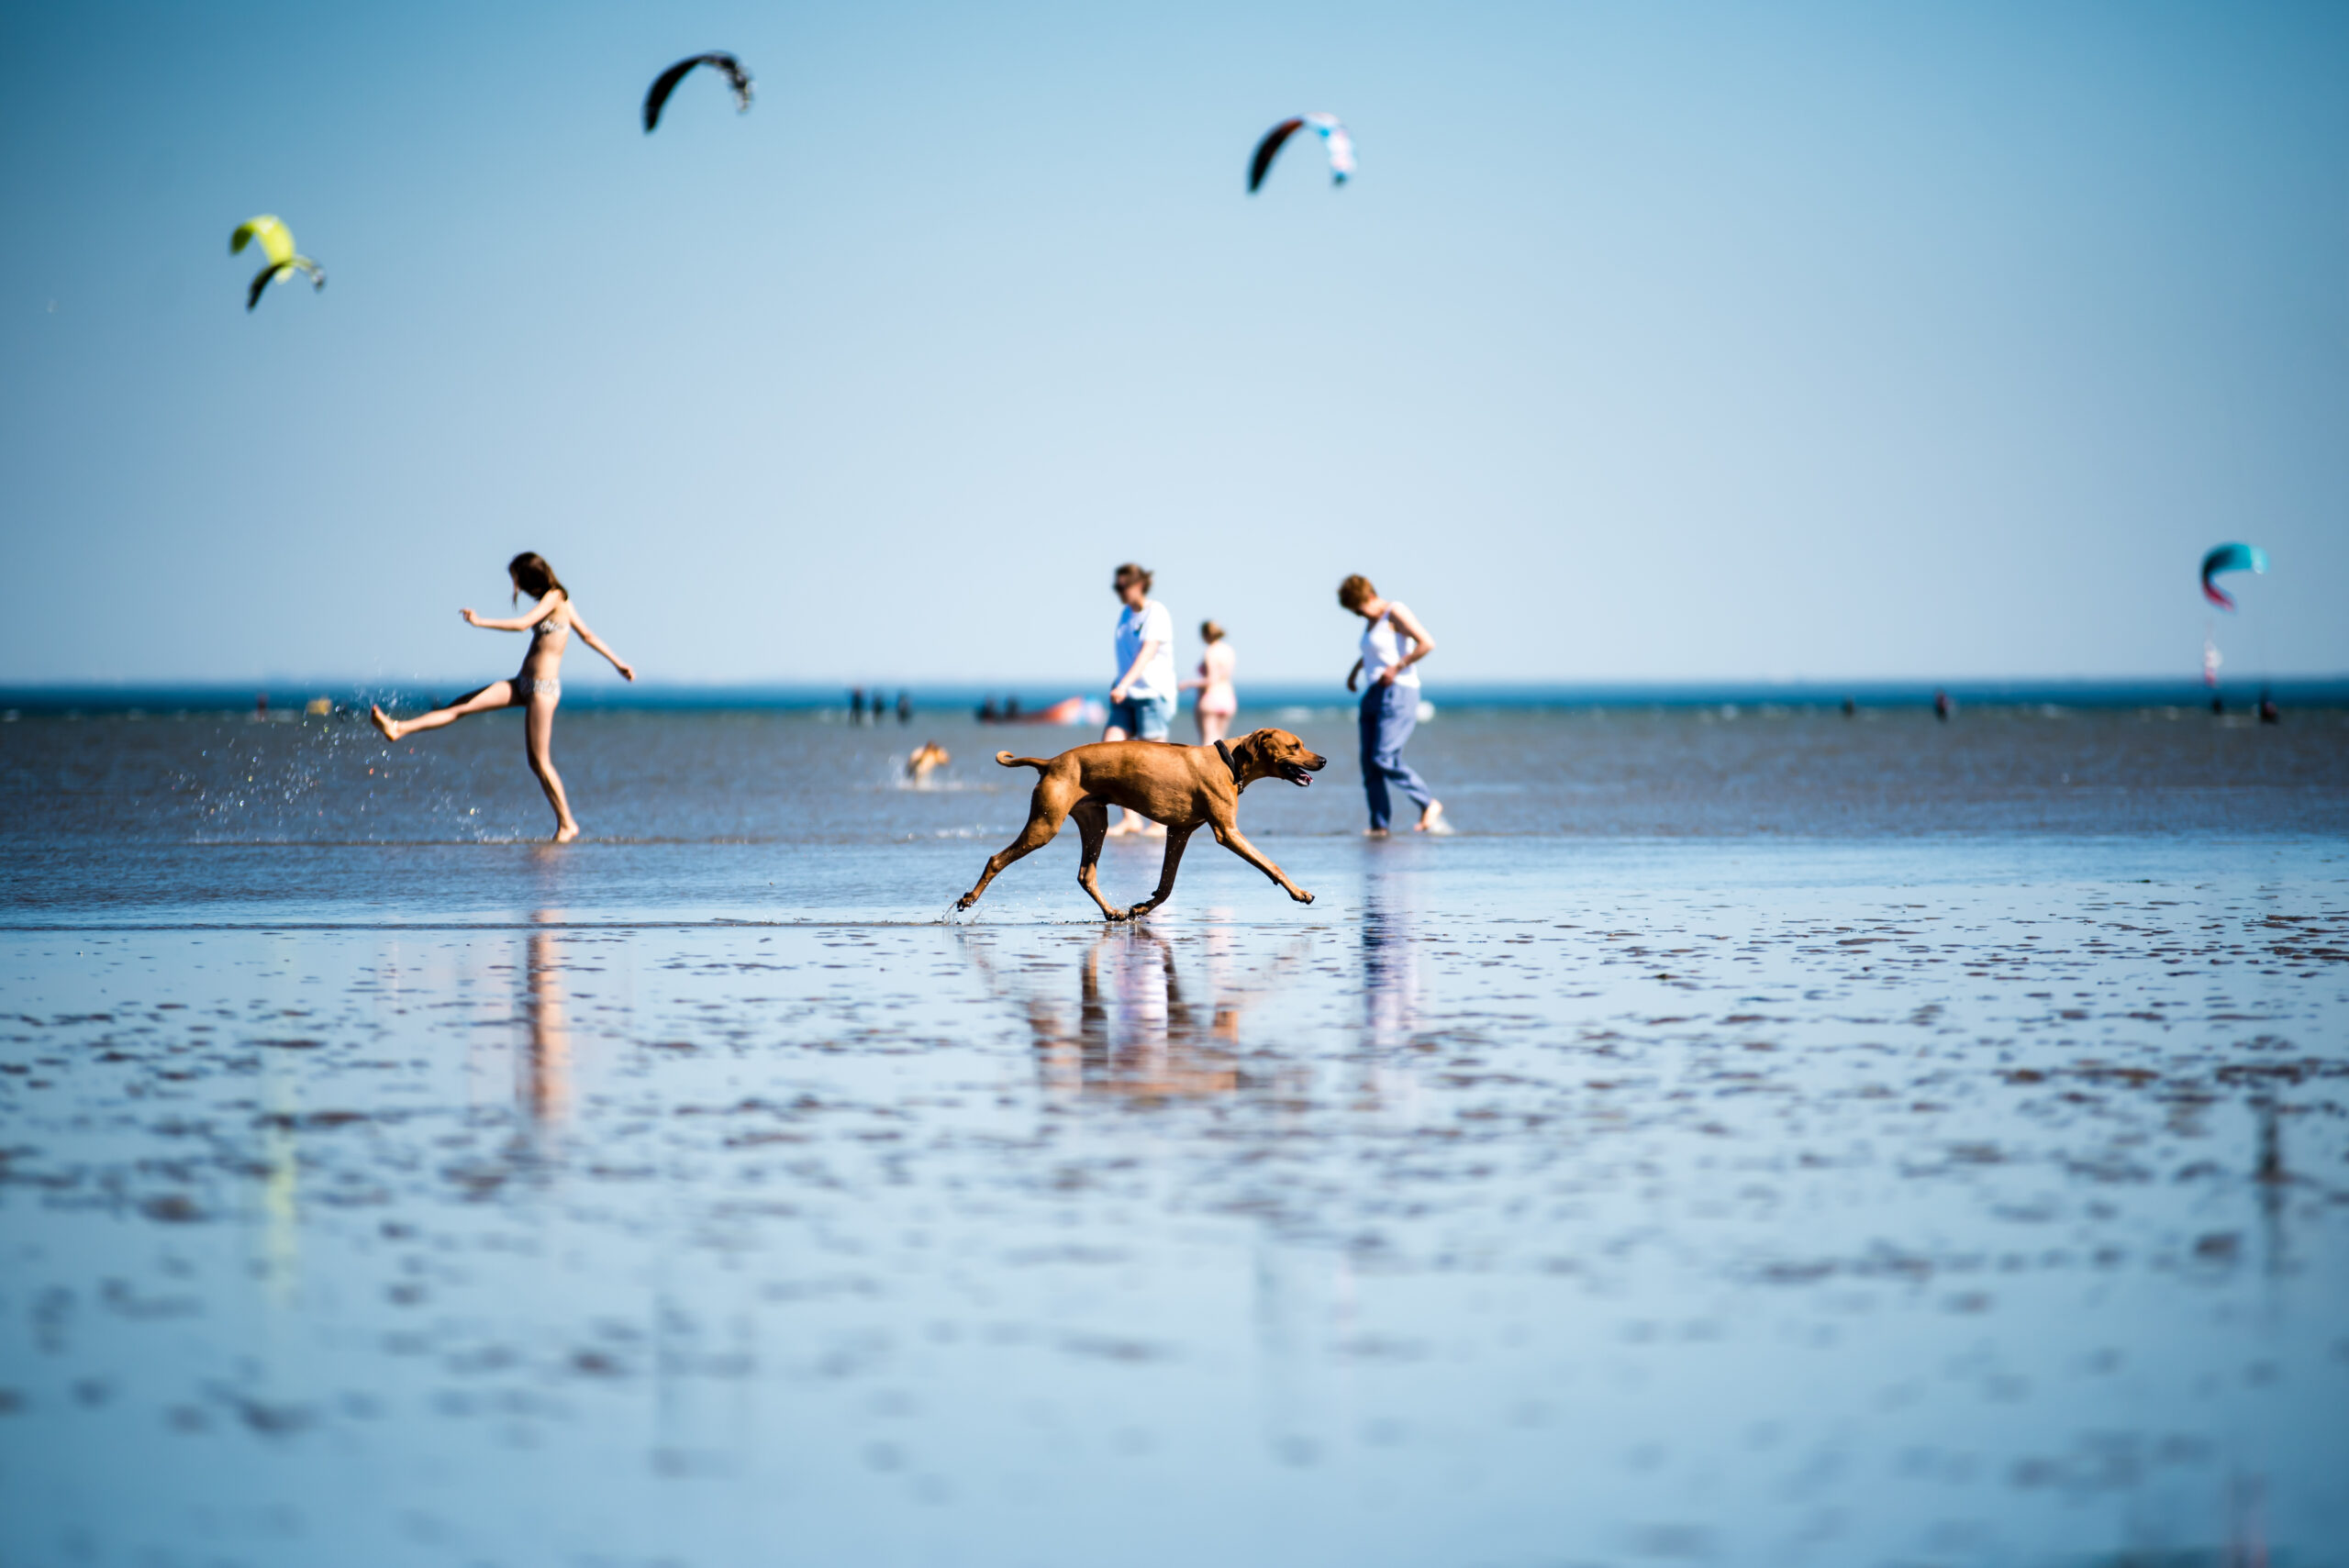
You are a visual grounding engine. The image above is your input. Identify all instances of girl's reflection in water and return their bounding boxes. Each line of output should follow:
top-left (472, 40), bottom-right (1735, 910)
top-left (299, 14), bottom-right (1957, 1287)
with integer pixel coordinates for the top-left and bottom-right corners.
top-left (521, 924), bottom-right (571, 1125)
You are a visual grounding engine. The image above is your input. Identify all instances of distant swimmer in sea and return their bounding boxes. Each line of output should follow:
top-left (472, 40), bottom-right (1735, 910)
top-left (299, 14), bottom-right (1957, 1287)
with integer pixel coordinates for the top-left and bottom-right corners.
top-left (1105, 563), bottom-right (1176, 837)
top-left (1181, 619), bottom-right (1239, 745)
top-left (1933, 689), bottom-right (1953, 723)
top-left (1341, 574), bottom-right (1445, 836)
top-left (907, 740), bottom-right (951, 781)
top-left (368, 552), bottom-right (635, 843)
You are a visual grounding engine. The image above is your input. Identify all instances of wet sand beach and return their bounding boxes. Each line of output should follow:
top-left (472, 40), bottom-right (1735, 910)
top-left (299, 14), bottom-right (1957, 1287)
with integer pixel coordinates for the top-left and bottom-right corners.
top-left (3, 706), bottom-right (2346, 1564)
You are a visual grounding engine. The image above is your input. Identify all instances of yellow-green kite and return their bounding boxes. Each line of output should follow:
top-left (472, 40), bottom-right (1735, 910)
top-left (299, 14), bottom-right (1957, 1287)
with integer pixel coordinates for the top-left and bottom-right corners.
top-left (231, 216), bottom-right (326, 312)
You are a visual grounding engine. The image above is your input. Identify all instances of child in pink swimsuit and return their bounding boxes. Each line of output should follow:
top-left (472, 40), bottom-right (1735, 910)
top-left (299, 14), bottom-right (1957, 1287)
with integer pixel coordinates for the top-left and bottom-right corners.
top-left (1184, 620), bottom-right (1239, 744)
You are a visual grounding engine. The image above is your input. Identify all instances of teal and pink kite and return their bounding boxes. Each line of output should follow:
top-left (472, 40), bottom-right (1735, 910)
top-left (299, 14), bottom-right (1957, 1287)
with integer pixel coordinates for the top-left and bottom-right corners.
top-left (2199, 543), bottom-right (2267, 611)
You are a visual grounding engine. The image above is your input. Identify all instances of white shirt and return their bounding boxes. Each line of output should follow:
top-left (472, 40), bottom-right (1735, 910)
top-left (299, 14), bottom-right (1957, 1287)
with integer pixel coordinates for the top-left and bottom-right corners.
top-left (1360, 604), bottom-right (1421, 689)
top-left (1114, 599), bottom-right (1177, 700)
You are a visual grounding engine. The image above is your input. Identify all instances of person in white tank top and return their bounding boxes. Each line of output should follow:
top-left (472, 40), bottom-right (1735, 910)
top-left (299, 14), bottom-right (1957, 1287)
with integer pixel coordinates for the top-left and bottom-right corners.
top-left (1340, 573), bottom-right (1445, 835)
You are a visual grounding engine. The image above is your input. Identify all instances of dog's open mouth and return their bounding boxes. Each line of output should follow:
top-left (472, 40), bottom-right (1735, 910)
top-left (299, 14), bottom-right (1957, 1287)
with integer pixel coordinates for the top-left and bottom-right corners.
top-left (1277, 762), bottom-right (1315, 786)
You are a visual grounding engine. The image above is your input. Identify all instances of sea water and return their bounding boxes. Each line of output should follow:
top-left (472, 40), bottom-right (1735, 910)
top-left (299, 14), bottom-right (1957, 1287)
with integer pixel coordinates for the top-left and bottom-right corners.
top-left (2, 701), bottom-right (2344, 1566)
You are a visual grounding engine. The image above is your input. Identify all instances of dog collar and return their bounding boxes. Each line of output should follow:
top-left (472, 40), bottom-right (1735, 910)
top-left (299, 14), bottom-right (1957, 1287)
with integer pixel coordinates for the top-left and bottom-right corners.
top-left (1213, 739), bottom-right (1243, 785)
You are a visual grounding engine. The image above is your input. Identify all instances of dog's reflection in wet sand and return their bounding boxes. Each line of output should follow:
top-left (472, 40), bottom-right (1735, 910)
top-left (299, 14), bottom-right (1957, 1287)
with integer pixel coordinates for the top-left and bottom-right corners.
top-left (963, 924), bottom-right (1306, 1102)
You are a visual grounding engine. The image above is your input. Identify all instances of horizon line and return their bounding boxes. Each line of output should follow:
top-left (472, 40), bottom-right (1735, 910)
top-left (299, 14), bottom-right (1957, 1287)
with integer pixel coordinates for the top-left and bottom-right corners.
top-left (6, 673), bottom-right (2344, 711)
top-left (3, 673), bottom-right (2344, 689)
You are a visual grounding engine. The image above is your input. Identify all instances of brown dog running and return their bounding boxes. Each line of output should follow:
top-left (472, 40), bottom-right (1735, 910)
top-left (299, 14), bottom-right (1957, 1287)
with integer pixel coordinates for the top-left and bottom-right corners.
top-left (956, 728), bottom-right (1327, 920)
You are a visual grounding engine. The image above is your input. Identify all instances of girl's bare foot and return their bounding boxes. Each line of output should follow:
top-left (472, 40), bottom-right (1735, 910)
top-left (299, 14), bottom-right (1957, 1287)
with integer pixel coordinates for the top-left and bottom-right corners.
top-left (553, 822), bottom-right (581, 844)
top-left (1414, 800), bottom-right (1450, 834)
top-left (1106, 818), bottom-right (1141, 837)
top-left (1364, 827), bottom-right (1389, 838)
top-left (369, 705), bottom-right (401, 741)
top-left (1141, 821), bottom-right (1168, 839)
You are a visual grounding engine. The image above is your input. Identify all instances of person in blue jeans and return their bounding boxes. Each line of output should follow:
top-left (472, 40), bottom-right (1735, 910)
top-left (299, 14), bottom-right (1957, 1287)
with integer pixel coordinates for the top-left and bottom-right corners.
top-left (1341, 573), bottom-right (1447, 836)
top-left (1105, 562), bottom-right (1177, 836)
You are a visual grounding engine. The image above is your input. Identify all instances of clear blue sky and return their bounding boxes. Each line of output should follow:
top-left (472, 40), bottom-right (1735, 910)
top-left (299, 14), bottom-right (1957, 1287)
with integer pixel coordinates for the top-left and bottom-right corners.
top-left (3, 0), bottom-right (2343, 690)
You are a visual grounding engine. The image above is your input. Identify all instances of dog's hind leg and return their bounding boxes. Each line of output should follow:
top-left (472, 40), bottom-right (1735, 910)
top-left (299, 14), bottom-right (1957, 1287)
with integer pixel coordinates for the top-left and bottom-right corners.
top-left (1124, 825), bottom-right (1197, 920)
top-left (957, 783), bottom-right (1074, 910)
top-left (1069, 797), bottom-right (1126, 920)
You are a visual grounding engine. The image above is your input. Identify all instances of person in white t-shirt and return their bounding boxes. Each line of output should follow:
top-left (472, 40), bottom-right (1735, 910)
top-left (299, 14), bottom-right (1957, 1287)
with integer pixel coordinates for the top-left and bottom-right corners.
top-left (1105, 562), bottom-right (1176, 837)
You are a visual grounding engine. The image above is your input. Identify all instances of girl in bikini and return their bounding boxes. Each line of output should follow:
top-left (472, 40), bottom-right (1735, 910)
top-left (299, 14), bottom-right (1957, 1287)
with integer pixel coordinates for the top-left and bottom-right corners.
top-left (369, 552), bottom-right (635, 842)
top-left (1180, 619), bottom-right (1239, 745)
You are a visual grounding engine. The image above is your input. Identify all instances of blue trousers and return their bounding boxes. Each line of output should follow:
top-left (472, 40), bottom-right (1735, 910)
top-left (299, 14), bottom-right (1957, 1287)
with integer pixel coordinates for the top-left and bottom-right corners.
top-left (1358, 684), bottom-right (1432, 830)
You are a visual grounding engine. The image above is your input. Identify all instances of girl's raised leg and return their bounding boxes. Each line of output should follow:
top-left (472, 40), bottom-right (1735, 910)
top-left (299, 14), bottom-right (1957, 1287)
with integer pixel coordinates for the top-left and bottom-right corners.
top-left (524, 695), bottom-right (580, 842)
top-left (372, 682), bottom-right (514, 741)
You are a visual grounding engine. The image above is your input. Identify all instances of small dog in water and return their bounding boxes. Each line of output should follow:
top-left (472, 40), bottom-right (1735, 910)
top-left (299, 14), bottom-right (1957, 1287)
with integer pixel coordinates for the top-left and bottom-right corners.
top-left (906, 740), bottom-right (951, 782)
top-left (956, 728), bottom-right (1325, 920)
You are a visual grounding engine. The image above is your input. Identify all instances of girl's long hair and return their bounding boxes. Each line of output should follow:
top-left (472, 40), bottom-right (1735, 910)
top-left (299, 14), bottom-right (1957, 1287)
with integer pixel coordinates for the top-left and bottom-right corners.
top-left (507, 551), bottom-right (568, 604)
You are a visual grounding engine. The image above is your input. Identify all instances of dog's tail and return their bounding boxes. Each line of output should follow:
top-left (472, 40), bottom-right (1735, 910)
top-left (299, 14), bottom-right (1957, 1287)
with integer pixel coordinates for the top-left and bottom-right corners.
top-left (995, 751), bottom-right (1051, 770)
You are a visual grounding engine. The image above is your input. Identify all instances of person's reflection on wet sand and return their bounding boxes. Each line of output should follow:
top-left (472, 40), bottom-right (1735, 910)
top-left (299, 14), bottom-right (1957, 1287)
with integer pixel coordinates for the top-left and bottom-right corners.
top-left (1349, 856), bottom-right (1434, 1123)
top-left (522, 928), bottom-right (571, 1124)
top-left (1361, 858), bottom-right (1425, 1051)
top-left (2254, 1094), bottom-right (2286, 1278)
top-left (259, 1070), bottom-right (302, 1305)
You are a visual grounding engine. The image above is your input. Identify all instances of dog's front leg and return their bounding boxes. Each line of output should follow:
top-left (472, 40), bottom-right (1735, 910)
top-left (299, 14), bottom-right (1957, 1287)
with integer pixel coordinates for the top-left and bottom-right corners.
top-left (1211, 820), bottom-right (1313, 905)
top-left (1124, 825), bottom-right (1197, 920)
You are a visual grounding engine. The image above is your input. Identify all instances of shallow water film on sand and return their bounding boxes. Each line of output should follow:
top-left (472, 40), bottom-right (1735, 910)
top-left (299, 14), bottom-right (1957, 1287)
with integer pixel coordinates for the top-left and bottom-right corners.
top-left (3, 706), bottom-right (2346, 1565)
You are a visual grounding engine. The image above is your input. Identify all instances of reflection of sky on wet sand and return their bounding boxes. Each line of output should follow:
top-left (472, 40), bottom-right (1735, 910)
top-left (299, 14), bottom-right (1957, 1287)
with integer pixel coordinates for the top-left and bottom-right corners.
top-left (0, 840), bottom-right (2345, 1565)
